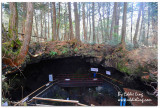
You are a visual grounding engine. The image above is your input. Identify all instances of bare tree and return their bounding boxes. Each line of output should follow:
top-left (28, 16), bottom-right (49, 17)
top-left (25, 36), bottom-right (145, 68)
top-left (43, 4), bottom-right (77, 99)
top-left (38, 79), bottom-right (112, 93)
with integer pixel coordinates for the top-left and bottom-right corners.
top-left (92, 2), bottom-right (95, 43)
top-left (52, 2), bottom-right (56, 41)
top-left (106, 3), bottom-right (110, 41)
top-left (98, 3), bottom-right (104, 43)
top-left (74, 2), bottom-right (80, 41)
top-left (56, 2), bottom-right (61, 41)
top-left (22, 2), bottom-right (26, 34)
top-left (146, 3), bottom-right (150, 46)
top-left (40, 8), bottom-right (43, 38)
top-left (34, 10), bottom-right (39, 42)
top-left (8, 2), bottom-right (18, 41)
top-left (82, 3), bottom-right (87, 42)
top-left (133, 2), bottom-right (142, 48)
top-left (68, 2), bottom-right (74, 40)
top-left (16, 2), bottom-right (34, 65)
top-left (139, 3), bottom-right (145, 44)
top-left (110, 2), bottom-right (117, 40)
top-left (120, 2), bottom-right (127, 49)
top-left (130, 3), bottom-right (133, 43)
top-left (48, 2), bottom-right (50, 40)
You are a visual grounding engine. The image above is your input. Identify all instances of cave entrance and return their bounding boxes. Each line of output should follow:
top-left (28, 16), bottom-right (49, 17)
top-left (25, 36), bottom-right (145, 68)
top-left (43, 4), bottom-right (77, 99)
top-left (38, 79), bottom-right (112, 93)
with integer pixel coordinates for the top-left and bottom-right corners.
top-left (7, 56), bottom-right (126, 105)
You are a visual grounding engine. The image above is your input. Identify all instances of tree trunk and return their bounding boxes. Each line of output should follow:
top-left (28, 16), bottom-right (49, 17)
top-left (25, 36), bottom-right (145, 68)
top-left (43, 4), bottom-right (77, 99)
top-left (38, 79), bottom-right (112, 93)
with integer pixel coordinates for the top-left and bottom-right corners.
top-left (56, 2), bottom-right (61, 41)
top-left (97, 22), bottom-right (100, 44)
top-left (120, 2), bottom-right (127, 49)
top-left (34, 10), bottom-right (39, 42)
top-left (22, 2), bottom-right (26, 34)
top-left (44, 9), bottom-right (47, 41)
top-left (151, 16), bottom-right (158, 46)
top-left (16, 2), bottom-right (33, 65)
top-left (146, 3), bottom-right (150, 46)
top-left (92, 2), bottom-right (95, 43)
top-left (89, 3), bottom-right (91, 43)
top-left (86, 3), bottom-right (89, 39)
top-left (48, 2), bottom-right (50, 40)
top-left (82, 3), bottom-right (87, 42)
top-left (98, 3), bottom-right (104, 43)
top-left (113, 2), bottom-right (118, 41)
top-left (74, 2), bottom-right (80, 41)
top-left (63, 3), bottom-right (68, 41)
top-left (79, 3), bottom-right (81, 19)
top-left (139, 3), bottom-right (144, 43)
top-left (141, 3), bottom-right (146, 45)
top-left (115, 3), bottom-right (121, 41)
top-left (50, 3), bottom-right (53, 38)
top-left (8, 2), bottom-right (18, 41)
top-left (102, 3), bottom-right (106, 41)
top-left (110, 2), bottom-right (117, 40)
top-left (106, 3), bottom-right (110, 42)
top-left (130, 3), bottom-right (133, 43)
top-left (68, 2), bottom-right (74, 40)
top-left (52, 2), bottom-right (56, 41)
top-left (40, 9), bottom-right (43, 38)
top-left (133, 2), bottom-right (142, 48)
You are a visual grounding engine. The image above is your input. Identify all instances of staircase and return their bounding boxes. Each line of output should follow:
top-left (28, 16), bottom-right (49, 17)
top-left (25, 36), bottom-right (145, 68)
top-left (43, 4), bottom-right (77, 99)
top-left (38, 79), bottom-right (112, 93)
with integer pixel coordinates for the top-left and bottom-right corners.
top-left (56, 74), bottom-right (103, 87)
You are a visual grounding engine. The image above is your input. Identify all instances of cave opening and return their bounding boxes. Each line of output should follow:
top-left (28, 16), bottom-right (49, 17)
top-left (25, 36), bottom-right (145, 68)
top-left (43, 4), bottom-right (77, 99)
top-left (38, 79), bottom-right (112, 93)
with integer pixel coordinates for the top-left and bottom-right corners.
top-left (7, 56), bottom-right (126, 102)
top-left (6, 56), bottom-right (153, 106)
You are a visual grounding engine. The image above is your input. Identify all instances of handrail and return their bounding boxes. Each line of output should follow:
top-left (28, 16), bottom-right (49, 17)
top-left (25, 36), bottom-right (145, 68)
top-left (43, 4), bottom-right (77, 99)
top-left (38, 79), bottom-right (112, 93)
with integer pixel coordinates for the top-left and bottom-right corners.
top-left (14, 80), bottom-right (57, 106)
top-left (102, 77), bottom-right (122, 93)
top-left (33, 97), bottom-right (88, 106)
top-left (58, 78), bottom-right (102, 80)
top-left (97, 73), bottom-right (123, 84)
top-left (33, 97), bottom-right (79, 103)
top-left (29, 81), bottom-right (59, 102)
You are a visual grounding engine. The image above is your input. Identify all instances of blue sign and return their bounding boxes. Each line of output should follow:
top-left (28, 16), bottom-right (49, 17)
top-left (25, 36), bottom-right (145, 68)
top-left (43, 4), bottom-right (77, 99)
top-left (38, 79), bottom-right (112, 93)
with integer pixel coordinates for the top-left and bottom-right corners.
top-left (120, 97), bottom-right (126, 106)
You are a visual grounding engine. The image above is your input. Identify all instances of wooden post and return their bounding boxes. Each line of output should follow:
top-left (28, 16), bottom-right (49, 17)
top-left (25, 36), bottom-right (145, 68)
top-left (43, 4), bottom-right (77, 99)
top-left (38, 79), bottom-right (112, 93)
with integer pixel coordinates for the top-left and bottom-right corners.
top-left (34, 99), bottom-right (37, 106)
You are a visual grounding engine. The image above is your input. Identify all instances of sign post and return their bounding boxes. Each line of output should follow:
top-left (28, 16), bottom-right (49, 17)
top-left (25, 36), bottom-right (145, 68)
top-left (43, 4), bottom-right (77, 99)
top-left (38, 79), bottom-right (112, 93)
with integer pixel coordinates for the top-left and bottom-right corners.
top-left (91, 68), bottom-right (98, 78)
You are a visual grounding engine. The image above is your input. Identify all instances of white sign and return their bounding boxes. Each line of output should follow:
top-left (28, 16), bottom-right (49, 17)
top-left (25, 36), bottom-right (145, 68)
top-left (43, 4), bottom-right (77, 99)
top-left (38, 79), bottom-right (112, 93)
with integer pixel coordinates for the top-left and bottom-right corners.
top-left (106, 71), bottom-right (111, 75)
top-left (49, 74), bottom-right (53, 81)
top-left (91, 68), bottom-right (98, 72)
top-left (65, 79), bottom-right (70, 81)
top-left (93, 78), bottom-right (98, 81)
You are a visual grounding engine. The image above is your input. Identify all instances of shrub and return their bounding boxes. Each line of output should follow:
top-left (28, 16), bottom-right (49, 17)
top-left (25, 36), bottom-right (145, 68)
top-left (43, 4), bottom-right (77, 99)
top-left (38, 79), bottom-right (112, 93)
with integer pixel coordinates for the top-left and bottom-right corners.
top-left (61, 48), bottom-right (69, 54)
top-left (49, 51), bottom-right (57, 56)
top-left (74, 48), bottom-right (79, 52)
